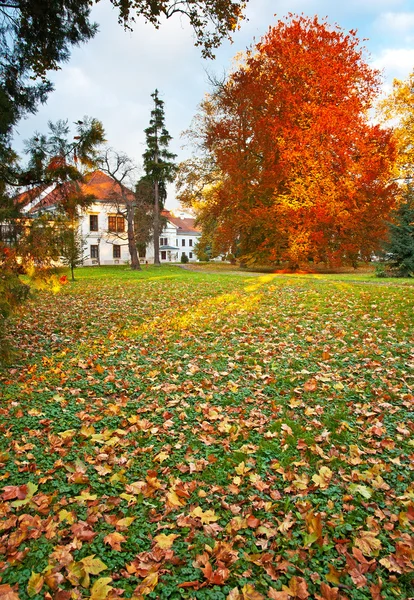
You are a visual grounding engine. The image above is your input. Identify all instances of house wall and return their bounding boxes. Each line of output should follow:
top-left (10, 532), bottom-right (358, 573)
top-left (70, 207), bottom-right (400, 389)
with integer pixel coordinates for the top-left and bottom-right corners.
top-left (176, 231), bottom-right (200, 262)
top-left (79, 205), bottom-right (201, 265)
top-left (81, 203), bottom-right (130, 266)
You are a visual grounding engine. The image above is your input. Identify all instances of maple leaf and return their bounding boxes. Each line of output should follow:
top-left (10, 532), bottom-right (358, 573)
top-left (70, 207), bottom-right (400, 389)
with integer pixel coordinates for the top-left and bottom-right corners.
top-left (80, 555), bottom-right (108, 575)
top-left (90, 577), bottom-right (113, 600)
top-left (241, 583), bottom-right (265, 599)
top-left (0, 584), bottom-right (20, 600)
top-left (190, 506), bottom-right (219, 524)
top-left (133, 572), bottom-right (158, 597)
top-left (2, 484), bottom-right (27, 500)
top-left (154, 533), bottom-right (178, 549)
top-left (278, 512), bottom-right (295, 534)
top-left (166, 489), bottom-right (186, 508)
top-left (201, 561), bottom-right (230, 585)
top-left (71, 521), bottom-right (97, 541)
top-left (312, 466), bottom-right (332, 489)
top-left (115, 516), bottom-right (136, 530)
top-left (104, 531), bottom-right (126, 551)
top-left (315, 583), bottom-right (340, 600)
top-left (10, 481), bottom-right (38, 507)
top-left (354, 531), bottom-right (382, 556)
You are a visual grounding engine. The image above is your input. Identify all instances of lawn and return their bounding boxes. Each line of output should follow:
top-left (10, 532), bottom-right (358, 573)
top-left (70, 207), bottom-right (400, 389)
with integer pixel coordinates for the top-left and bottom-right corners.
top-left (0, 266), bottom-right (413, 600)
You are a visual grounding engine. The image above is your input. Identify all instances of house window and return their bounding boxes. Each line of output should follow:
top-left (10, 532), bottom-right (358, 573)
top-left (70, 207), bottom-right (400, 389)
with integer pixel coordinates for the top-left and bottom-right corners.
top-left (161, 250), bottom-right (167, 260)
top-left (182, 239), bottom-right (185, 246)
top-left (90, 245), bottom-right (99, 259)
top-left (176, 239), bottom-right (178, 247)
top-left (189, 252), bottom-right (193, 259)
top-left (160, 238), bottom-right (168, 246)
top-left (89, 215), bottom-right (98, 231)
top-left (113, 245), bottom-right (121, 259)
top-left (189, 239), bottom-right (193, 247)
top-left (108, 215), bottom-right (125, 232)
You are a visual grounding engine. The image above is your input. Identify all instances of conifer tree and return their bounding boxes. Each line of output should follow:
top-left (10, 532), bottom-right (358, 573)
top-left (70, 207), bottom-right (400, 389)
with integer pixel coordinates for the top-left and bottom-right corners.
top-left (143, 90), bottom-right (177, 265)
top-left (385, 186), bottom-right (414, 277)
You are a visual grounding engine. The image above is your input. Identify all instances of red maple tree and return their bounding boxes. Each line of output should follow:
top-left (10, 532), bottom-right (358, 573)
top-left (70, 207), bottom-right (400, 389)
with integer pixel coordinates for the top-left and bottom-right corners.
top-left (182, 15), bottom-right (397, 266)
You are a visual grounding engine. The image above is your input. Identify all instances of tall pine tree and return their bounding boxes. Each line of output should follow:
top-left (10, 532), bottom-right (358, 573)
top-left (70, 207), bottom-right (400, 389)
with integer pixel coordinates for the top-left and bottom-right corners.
top-left (385, 186), bottom-right (414, 277)
top-left (143, 90), bottom-right (177, 265)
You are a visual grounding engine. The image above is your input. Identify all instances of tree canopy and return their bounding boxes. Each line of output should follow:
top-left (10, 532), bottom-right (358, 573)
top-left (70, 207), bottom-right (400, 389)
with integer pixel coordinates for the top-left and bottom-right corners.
top-left (378, 69), bottom-right (414, 184)
top-left (178, 15), bottom-right (397, 267)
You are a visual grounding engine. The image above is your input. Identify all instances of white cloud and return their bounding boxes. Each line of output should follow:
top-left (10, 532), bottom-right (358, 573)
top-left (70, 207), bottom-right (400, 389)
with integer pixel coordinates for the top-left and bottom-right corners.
top-left (372, 47), bottom-right (414, 81)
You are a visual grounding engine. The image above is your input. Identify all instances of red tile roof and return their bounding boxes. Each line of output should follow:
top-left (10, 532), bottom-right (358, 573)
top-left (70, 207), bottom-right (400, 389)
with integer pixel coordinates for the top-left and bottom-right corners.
top-left (18, 170), bottom-right (135, 213)
top-left (162, 210), bottom-right (201, 234)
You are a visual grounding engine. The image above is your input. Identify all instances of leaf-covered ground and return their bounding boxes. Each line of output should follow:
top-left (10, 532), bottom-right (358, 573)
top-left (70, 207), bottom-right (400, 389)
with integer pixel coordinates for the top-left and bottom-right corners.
top-left (0, 266), bottom-right (413, 600)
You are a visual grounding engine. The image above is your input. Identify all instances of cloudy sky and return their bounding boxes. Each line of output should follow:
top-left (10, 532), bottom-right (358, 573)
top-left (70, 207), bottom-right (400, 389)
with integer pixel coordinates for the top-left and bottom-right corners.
top-left (14, 0), bottom-right (414, 209)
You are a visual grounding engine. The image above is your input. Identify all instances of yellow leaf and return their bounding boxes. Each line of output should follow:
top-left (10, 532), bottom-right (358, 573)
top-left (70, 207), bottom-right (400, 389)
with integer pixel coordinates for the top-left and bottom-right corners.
top-left (154, 451), bottom-right (169, 464)
top-left (227, 588), bottom-right (241, 600)
top-left (235, 461), bottom-right (251, 475)
top-left (116, 516), bottom-right (136, 529)
top-left (355, 531), bottom-right (382, 556)
top-left (90, 577), bottom-right (113, 600)
top-left (154, 533), bottom-right (178, 549)
top-left (167, 490), bottom-right (186, 507)
top-left (241, 583), bottom-right (265, 600)
top-left (190, 506), bottom-right (219, 524)
top-left (80, 555), bottom-right (107, 575)
top-left (74, 491), bottom-right (97, 502)
top-left (59, 509), bottom-right (75, 523)
top-left (27, 572), bottom-right (44, 597)
top-left (312, 466), bottom-right (332, 489)
top-left (133, 572), bottom-right (158, 596)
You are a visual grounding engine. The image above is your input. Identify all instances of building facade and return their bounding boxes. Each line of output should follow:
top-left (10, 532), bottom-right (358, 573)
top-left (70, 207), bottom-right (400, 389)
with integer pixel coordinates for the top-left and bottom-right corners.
top-left (18, 171), bottom-right (201, 265)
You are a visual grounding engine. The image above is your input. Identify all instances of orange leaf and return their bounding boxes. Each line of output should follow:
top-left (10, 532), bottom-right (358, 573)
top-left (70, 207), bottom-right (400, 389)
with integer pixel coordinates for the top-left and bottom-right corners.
top-left (103, 531), bottom-right (126, 551)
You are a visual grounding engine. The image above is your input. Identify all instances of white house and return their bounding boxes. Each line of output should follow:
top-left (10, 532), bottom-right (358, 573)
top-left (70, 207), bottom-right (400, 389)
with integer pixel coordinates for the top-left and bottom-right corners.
top-left (18, 170), bottom-right (201, 265)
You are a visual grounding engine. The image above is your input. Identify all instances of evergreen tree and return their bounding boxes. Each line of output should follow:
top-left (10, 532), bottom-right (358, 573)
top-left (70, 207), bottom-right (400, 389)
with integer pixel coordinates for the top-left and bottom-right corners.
top-left (385, 186), bottom-right (414, 277)
top-left (142, 90), bottom-right (177, 265)
top-left (59, 219), bottom-right (86, 281)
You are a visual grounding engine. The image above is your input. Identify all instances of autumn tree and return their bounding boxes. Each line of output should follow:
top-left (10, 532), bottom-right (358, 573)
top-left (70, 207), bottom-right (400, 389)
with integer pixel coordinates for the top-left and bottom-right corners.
top-left (378, 70), bottom-right (414, 183)
top-left (143, 90), bottom-right (177, 265)
top-left (0, 117), bottom-right (104, 363)
top-left (179, 15), bottom-right (397, 267)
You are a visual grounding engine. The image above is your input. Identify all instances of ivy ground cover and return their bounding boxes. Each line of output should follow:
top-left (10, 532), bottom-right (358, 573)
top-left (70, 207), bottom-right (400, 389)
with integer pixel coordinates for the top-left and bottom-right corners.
top-left (0, 266), bottom-right (413, 600)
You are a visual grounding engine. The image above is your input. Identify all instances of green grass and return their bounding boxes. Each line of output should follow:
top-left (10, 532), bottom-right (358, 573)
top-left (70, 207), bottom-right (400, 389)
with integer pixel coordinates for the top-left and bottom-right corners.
top-left (0, 265), bottom-right (413, 599)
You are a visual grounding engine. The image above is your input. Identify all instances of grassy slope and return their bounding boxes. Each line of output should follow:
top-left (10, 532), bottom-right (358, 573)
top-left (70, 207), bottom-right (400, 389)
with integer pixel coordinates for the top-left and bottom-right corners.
top-left (0, 266), bottom-right (413, 599)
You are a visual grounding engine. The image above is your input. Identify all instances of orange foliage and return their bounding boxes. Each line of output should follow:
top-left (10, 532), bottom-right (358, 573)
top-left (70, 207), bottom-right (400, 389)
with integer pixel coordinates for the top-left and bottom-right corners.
top-left (194, 15), bottom-right (397, 266)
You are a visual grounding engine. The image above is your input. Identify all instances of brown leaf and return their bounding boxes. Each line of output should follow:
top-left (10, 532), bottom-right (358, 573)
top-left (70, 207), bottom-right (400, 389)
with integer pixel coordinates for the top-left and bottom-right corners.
top-left (316, 583), bottom-right (339, 600)
top-left (71, 521), bottom-right (97, 541)
top-left (0, 584), bottom-right (20, 600)
top-left (2, 485), bottom-right (27, 500)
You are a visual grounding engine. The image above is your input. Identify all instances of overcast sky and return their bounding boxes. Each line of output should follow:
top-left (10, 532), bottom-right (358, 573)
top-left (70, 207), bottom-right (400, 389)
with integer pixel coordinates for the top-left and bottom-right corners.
top-left (14, 0), bottom-right (414, 209)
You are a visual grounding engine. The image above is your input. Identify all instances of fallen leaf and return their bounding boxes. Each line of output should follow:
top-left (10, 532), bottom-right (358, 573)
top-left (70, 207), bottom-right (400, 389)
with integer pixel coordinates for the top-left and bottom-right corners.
top-left (103, 531), bottom-right (126, 551)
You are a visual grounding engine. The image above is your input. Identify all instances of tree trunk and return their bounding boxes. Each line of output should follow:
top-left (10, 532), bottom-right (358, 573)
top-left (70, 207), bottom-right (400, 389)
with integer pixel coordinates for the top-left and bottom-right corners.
top-left (153, 180), bottom-right (160, 265)
top-left (127, 203), bottom-right (141, 270)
